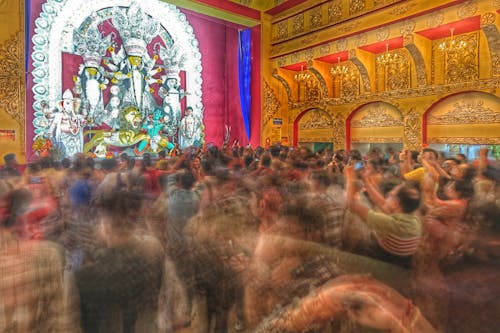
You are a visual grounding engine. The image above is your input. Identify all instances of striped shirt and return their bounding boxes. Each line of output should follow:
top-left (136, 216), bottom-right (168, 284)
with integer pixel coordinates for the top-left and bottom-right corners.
top-left (366, 211), bottom-right (422, 257)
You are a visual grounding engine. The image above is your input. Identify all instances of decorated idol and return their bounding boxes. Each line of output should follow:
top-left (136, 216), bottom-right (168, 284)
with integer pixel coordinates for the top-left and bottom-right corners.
top-left (47, 89), bottom-right (86, 157)
top-left (73, 26), bottom-right (111, 124)
top-left (108, 2), bottom-right (161, 114)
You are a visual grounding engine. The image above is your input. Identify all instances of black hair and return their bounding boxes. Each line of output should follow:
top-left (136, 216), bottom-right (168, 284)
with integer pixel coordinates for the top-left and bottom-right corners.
top-left (422, 147), bottom-right (438, 160)
top-left (396, 181), bottom-right (421, 214)
top-left (260, 154), bottom-right (272, 168)
top-left (311, 170), bottom-right (331, 188)
top-left (96, 190), bottom-right (142, 231)
top-left (178, 170), bottom-right (196, 189)
top-left (158, 150), bottom-right (167, 159)
top-left (452, 179), bottom-right (474, 199)
top-left (1, 188), bottom-right (32, 228)
top-left (269, 145), bottom-right (281, 158)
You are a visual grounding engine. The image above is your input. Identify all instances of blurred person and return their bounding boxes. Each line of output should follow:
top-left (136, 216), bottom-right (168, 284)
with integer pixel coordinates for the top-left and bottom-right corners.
top-left (75, 190), bottom-right (164, 333)
top-left (346, 164), bottom-right (423, 268)
top-left (0, 188), bottom-right (79, 332)
top-left (1, 153), bottom-right (22, 178)
top-left (309, 170), bottom-right (344, 248)
top-left (185, 195), bottom-right (258, 333)
top-left (164, 169), bottom-right (200, 322)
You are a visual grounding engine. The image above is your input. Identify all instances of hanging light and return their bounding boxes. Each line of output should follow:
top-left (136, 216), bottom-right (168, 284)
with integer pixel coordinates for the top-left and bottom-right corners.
top-left (330, 57), bottom-right (349, 76)
top-left (294, 65), bottom-right (311, 82)
top-left (438, 27), bottom-right (467, 53)
top-left (377, 43), bottom-right (399, 65)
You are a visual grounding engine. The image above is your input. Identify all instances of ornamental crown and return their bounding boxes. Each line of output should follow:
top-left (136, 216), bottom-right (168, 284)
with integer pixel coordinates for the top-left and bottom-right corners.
top-left (110, 1), bottom-right (160, 59)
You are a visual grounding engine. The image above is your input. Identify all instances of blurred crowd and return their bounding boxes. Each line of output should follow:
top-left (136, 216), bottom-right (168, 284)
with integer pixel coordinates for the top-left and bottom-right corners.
top-left (0, 144), bottom-right (499, 333)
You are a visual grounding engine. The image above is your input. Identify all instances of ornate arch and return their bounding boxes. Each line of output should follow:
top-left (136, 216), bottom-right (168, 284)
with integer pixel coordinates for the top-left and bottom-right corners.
top-left (423, 91), bottom-right (500, 145)
top-left (293, 108), bottom-right (333, 146)
top-left (346, 101), bottom-right (404, 150)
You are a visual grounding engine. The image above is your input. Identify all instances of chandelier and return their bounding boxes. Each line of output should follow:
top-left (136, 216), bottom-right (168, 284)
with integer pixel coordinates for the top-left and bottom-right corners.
top-left (377, 43), bottom-right (399, 65)
top-left (330, 57), bottom-right (349, 76)
top-left (438, 28), bottom-right (467, 53)
top-left (294, 65), bottom-right (311, 82)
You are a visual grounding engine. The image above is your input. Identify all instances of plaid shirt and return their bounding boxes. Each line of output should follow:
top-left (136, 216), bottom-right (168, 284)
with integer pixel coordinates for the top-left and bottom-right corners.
top-left (0, 238), bottom-right (79, 333)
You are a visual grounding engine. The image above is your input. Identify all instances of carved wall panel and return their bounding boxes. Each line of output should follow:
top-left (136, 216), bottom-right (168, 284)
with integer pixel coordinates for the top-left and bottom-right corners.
top-left (403, 107), bottom-right (422, 151)
top-left (349, 102), bottom-right (404, 146)
top-left (0, 31), bottom-right (25, 153)
top-left (434, 32), bottom-right (479, 84)
top-left (272, 69), bottom-right (292, 105)
top-left (426, 92), bottom-right (500, 144)
top-left (263, 80), bottom-right (281, 125)
top-left (481, 15), bottom-right (500, 77)
top-left (297, 108), bottom-right (334, 143)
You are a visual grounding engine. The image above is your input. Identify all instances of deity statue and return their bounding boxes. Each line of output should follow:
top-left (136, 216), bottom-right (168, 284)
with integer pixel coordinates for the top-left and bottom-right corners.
top-left (158, 70), bottom-right (185, 126)
top-left (107, 2), bottom-right (161, 114)
top-left (178, 106), bottom-right (200, 148)
top-left (47, 89), bottom-right (86, 157)
top-left (73, 26), bottom-right (111, 124)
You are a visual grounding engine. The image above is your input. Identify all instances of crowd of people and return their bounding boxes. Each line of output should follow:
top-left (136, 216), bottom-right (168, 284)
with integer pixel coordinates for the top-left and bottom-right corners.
top-left (0, 143), bottom-right (499, 333)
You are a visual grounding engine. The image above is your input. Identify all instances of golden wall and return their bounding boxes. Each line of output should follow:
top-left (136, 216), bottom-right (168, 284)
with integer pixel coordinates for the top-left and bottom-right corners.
top-left (261, 0), bottom-right (500, 150)
top-left (0, 0), bottom-right (25, 164)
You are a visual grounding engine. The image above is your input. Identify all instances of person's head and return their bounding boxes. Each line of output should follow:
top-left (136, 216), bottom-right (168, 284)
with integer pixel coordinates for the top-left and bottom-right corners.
top-left (96, 190), bottom-right (142, 244)
top-left (418, 148), bottom-right (438, 163)
top-left (269, 145), bottom-right (281, 158)
top-left (3, 153), bottom-right (17, 166)
top-left (185, 106), bottom-right (193, 116)
top-left (442, 158), bottom-right (459, 174)
top-left (177, 170), bottom-right (196, 190)
top-left (444, 179), bottom-right (474, 200)
top-left (456, 153), bottom-right (467, 164)
top-left (249, 185), bottom-right (282, 220)
top-left (310, 170), bottom-right (331, 190)
top-left (61, 157), bottom-right (71, 169)
top-left (384, 181), bottom-right (421, 214)
top-left (451, 163), bottom-right (475, 182)
top-left (1, 188), bottom-right (32, 229)
top-left (100, 158), bottom-right (118, 172)
top-left (260, 153), bottom-right (272, 168)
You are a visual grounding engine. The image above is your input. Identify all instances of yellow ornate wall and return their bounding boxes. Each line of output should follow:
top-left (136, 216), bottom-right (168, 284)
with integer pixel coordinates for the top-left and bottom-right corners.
top-left (261, 0), bottom-right (500, 150)
top-left (0, 0), bottom-right (25, 164)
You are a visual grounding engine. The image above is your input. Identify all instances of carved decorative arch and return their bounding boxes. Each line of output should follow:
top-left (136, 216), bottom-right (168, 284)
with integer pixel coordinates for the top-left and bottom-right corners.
top-left (349, 49), bottom-right (371, 93)
top-left (272, 68), bottom-right (292, 104)
top-left (424, 91), bottom-right (500, 145)
top-left (404, 34), bottom-right (427, 86)
top-left (307, 63), bottom-right (328, 99)
top-left (346, 101), bottom-right (404, 150)
top-left (293, 108), bottom-right (333, 146)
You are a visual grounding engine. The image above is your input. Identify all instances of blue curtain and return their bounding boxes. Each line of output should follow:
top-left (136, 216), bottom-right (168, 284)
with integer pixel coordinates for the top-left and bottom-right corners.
top-left (238, 29), bottom-right (252, 139)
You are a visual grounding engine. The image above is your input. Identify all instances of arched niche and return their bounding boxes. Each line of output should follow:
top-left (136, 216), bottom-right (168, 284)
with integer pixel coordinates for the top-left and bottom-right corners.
top-left (293, 108), bottom-right (333, 151)
top-left (424, 91), bottom-right (500, 149)
top-left (347, 102), bottom-right (404, 153)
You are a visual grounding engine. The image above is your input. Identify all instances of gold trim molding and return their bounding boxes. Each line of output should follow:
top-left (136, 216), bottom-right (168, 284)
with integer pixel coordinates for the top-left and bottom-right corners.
top-left (351, 137), bottom-right (403, 143)
top-left (429, 137), bottom-right (500, 144)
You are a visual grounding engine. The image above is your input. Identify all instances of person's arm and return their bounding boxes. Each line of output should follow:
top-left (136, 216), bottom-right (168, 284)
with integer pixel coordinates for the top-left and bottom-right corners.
top-left (398, 150), bottom-right (412, 177)
top-left (345, 165), bottom-right (369, 220)
top-left (478, 147), bottom-right (489, 172)
top-left (361, 172), bottom-right (390, 214)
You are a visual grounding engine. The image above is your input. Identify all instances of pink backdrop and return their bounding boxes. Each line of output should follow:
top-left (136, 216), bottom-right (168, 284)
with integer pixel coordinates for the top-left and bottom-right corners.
top-left (26, 1), bottom-right (261, 159)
